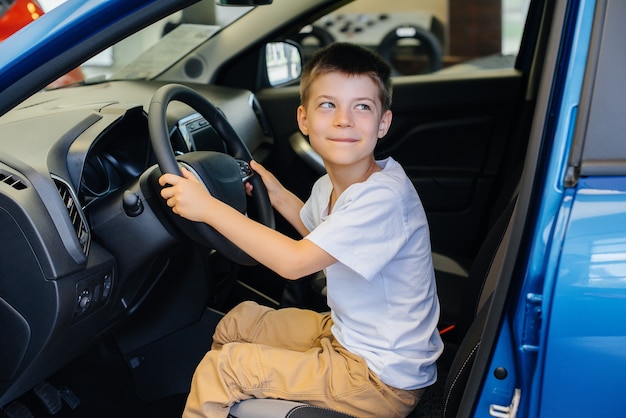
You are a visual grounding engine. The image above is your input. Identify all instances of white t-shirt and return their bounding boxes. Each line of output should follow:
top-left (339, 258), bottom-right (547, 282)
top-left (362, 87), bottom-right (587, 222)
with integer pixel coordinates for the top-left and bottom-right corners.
top-left (301, 158), bottom-right (443, 390)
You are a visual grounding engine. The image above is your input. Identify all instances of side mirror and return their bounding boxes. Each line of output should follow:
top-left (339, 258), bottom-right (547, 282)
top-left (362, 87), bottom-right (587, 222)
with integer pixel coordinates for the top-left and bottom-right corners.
top-left (265, 41), bottom-right (302, 86)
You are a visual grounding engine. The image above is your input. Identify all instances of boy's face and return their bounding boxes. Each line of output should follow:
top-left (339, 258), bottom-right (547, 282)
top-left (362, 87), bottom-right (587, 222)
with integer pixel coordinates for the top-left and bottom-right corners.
top-left (297, 72), bottom-right (392, 170)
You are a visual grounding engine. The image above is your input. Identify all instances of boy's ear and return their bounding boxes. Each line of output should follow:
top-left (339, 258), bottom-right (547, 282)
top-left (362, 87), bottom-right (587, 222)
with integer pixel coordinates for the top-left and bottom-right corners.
top-left (297, 105), bottom-right (308, 135)
top-left (378, 109), bottom-right (392, 138)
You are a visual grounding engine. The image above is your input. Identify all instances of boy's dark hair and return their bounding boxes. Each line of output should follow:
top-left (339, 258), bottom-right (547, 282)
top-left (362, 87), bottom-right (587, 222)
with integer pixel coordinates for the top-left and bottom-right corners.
top-left (300, 43), bottom-right (392, 110)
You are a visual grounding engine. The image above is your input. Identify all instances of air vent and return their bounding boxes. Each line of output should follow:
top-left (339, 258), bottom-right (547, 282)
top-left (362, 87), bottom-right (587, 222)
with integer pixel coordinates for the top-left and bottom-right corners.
top-left (0, 171), bottom-right (27, 190)
top-left (53, 177), bottom-right (90, 256)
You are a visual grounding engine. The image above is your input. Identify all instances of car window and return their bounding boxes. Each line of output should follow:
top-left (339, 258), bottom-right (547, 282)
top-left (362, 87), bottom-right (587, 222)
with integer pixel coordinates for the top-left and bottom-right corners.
top-left (293, 0), bottom-right (531, 76)
top-left (8, 0), bottom-right (531, 88)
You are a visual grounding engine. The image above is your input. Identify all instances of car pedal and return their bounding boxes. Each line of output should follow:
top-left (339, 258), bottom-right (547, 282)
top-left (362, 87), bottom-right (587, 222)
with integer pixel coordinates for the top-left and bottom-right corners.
top-left (33, 381), bottom-right (62, 414)
top-left (1, 402), bottom-right (34, 418)
top-left (57, 384), bottom-right (80, 410)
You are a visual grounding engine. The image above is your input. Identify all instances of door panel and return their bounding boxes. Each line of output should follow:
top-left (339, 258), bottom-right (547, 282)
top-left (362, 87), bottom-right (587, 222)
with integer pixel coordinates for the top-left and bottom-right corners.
top-left (381, 70), bottom-right (522, 257)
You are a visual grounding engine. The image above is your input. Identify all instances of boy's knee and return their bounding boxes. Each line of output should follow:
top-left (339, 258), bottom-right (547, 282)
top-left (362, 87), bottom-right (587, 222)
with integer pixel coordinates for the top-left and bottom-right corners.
top-left (226, 301), bottom-right (272, 326)
top-left (213, 301), bottom-right (273, 347)
top-left (231, 300), bottom-right (263, 315)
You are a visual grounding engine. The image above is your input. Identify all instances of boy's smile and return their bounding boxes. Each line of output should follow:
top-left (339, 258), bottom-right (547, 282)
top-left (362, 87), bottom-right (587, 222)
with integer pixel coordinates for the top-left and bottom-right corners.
top-left (297, 72), bottom-right (392, 177)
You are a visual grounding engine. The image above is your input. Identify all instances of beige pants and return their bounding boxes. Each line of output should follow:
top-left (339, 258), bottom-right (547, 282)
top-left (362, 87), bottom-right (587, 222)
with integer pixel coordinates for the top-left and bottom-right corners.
top-left (183, 301), bottom-right (423, 418)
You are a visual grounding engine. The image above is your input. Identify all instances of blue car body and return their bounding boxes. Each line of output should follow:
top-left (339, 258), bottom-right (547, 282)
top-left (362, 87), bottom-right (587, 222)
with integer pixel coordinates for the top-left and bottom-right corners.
top-left (474, 0), bottom-right (626, 416)
top-left (1, 0), bottom-right (625, 416)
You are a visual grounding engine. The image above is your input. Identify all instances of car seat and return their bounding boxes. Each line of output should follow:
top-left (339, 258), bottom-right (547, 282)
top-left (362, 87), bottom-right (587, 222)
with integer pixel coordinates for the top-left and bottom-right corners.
top-left (436, 197), bottom-right (516, 342)
top-left (441, 295), bottom-right (491, 418)
top-left (228, 196), bottom-right (517, 417)
top-left (230, 399), bottom-right (356, 417)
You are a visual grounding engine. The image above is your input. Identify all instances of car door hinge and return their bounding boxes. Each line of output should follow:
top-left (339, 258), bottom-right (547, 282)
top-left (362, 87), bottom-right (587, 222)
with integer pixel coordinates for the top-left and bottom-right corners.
top-left (521, 293), bottom-right (542, 352)
top-left (489, 388), bottom-right (521, 418)
top-left (564, 165), bottom-right (579, 188)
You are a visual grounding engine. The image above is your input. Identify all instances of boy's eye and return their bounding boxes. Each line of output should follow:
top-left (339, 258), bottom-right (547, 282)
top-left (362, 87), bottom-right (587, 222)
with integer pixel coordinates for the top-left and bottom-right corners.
top-left (320, 102), bottom-right (335, 109)
top-left (355, 103), bottom-right (371, 111)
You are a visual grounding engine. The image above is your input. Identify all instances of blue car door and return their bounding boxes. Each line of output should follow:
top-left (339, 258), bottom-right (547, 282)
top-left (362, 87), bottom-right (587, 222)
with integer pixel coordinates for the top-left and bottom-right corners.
top-left (457, 0), bottom-right (626, 416)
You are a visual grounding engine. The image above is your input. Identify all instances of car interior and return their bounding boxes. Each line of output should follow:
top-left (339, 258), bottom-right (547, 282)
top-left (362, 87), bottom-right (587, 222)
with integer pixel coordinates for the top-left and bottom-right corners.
top-left (0, 0), bottom-right (551, 416)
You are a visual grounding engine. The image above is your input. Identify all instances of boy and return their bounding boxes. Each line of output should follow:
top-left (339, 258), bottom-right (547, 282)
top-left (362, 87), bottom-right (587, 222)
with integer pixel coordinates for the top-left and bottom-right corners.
top-left (159, 43), bottom-right (443, 418)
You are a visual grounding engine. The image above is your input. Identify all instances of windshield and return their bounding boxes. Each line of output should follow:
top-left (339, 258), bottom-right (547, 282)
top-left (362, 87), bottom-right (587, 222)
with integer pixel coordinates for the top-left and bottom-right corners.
top-left (79, 4), bottom-right (251, 85)
top-left (22, 1), bottom-right (251, 88)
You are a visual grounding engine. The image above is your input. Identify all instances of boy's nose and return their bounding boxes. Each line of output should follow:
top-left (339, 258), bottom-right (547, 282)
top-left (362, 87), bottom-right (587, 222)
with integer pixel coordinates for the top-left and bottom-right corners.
top-left (333, 108), bottom-right (353, 127)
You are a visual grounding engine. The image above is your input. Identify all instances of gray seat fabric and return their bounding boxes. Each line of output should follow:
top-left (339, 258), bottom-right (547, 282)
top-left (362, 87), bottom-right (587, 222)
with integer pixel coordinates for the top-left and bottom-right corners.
top-left (436, 197), bottom-right (516, 341)
top-left (229, 399), bottom-right (355, 418)
top-left (442, 297), bottom-right (491, 418)
top-left (439, 198), bottom-right (517, 417)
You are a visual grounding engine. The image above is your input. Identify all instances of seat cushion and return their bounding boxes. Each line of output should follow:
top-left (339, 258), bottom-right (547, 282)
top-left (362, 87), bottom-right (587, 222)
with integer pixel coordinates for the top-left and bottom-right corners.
top-left (229, 399), bottom-right (356, 417)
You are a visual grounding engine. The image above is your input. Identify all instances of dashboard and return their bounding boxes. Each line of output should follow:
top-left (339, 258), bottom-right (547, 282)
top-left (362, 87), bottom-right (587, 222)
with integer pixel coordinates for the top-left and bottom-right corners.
top-left (0, 80), bottom-right (272, 403)
top-left (78, 110), bottom-right (228, 208)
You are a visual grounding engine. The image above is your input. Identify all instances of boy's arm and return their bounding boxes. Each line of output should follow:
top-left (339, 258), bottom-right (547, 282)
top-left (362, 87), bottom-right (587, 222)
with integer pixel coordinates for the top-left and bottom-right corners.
top-left (159, 169), bottom-right (335, 280)
top-left (248, 161), bottom-right (309, 237)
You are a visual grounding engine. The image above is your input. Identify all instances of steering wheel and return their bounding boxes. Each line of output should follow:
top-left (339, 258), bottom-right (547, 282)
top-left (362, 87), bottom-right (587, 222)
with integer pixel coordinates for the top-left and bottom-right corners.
top-left (291, 25), bottom-right (335, 48)
top-left (290, 25), bottom-right (335, 63)
top-left (148, 84), bottom-right (275, 266)
top-left (376, 25), bottom-right (443, 75)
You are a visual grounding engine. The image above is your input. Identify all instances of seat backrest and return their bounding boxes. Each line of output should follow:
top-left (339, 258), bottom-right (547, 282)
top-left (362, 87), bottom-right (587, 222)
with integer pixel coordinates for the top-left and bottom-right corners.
top-left (440, 196), bottom-right (517, 417)
top-left (442, 296), bottom-right (490, 418)
top-left (455, 197), bottom-right (516, 338)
